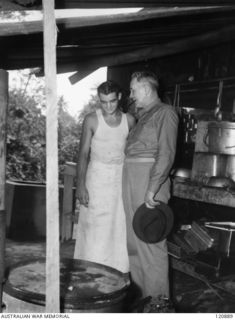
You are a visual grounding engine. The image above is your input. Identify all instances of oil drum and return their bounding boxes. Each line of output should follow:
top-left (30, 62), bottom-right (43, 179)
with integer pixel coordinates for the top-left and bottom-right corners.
top-left (3, 258), bottom-right (130, 313)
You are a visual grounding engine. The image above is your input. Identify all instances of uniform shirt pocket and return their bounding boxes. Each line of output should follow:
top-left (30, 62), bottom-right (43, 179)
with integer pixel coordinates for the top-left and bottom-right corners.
top-left (138, 121), bottom-right (158, 149)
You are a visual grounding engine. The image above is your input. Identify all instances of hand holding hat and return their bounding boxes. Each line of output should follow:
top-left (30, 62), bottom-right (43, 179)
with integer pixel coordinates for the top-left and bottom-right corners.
top-left (132, 201), bottom-right (174, 244)
top-left (145, 190), bottom-right (160, 209)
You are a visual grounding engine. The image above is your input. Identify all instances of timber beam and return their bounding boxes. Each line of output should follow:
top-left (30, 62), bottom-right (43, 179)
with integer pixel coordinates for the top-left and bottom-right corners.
top-left (1, 7), bottom-right (234, 37)
top-left (69, 24), bottom-right (235, 83)
top-left (3, 0), bottom-right (235, 10)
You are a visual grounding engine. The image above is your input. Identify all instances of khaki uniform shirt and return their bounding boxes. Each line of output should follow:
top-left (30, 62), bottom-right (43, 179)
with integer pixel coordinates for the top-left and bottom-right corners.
top-left (125, 100), bottom-right (179, 195)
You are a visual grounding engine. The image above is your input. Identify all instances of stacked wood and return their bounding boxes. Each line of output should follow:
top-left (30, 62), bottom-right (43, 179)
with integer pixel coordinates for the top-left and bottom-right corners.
top-left (191, 221), bottom-right (215, 247)
top-left (171, 232), bottom-right (195, 256)
top-left (184, 221), bottom-right (215, 253)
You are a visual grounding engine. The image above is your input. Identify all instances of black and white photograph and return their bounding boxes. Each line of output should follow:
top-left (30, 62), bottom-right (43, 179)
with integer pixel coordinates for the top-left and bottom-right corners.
top-left (0, 0), bottom-right (235, 316)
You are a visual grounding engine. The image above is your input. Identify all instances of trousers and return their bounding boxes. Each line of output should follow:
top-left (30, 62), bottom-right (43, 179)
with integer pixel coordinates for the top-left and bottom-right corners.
top-left (122, 161), bottom-right (170, 298)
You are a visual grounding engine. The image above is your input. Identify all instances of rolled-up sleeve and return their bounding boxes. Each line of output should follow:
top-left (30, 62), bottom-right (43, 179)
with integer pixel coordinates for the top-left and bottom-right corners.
top-left (147, 108), bottom-right (179, 195)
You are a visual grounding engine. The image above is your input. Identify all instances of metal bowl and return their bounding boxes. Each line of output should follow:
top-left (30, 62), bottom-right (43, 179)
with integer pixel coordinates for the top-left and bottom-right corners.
top-left (206, 176), bottom-right (235, 189)
top-left (172, 168), bottom-right (191, 179)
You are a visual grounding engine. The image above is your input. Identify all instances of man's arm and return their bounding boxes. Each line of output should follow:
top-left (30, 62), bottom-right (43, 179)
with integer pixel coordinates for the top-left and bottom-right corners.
top-left (76, 113), bottom-right (95, 207)
top-left (126, 112), bottom-right (136, 131)
top-left (145, 107), bottom-right (179, 207)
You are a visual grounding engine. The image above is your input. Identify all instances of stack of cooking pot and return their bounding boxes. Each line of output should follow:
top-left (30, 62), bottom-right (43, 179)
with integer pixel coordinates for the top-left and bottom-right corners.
top-left (205, 121), bottom-right (235, 155)
top-left (204, 121), bottom-right (235, 182)
top-left (191, 120), bottom-right (235, 187)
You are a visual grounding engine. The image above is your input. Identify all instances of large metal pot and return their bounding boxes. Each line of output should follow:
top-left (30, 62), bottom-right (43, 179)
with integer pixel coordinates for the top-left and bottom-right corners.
top-left (191, 153), bottom-right (227, 181)
top-left (203, 121), bottom-right (235, 155)
top-left (226, 155), bottom-right (235, 181)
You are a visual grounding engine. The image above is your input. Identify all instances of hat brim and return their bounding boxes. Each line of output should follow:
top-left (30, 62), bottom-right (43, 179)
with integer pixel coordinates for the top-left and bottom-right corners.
top-left (132, 201), bottom-right (174, 244)
top-left (158, 202), bottom-right (174, 241)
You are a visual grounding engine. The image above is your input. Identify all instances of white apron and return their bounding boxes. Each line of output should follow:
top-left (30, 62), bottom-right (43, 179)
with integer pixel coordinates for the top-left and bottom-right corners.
top-left (74, 109), bottom-right (129, 273)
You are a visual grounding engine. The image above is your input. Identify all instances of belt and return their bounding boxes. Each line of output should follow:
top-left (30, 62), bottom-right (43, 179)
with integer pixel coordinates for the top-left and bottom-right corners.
top-left (125, 157), bottom-right (155, 163)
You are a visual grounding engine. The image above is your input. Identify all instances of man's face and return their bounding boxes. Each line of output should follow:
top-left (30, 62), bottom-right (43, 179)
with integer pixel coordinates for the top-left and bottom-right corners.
top-left (99, 92), bottom-right (121, 114)
top-left (130, 78), bottom-right (146, 109)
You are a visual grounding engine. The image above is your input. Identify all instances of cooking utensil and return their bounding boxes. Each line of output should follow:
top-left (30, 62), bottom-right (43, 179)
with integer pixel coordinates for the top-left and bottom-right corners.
top-left (214, 80), bottom-right (223, 121)
top-left (203, 121), bottom-right (235, 155)
top-left (172, 168), bottom-right (191, 179)
top-left (206, 176), bottom-right (235, 189)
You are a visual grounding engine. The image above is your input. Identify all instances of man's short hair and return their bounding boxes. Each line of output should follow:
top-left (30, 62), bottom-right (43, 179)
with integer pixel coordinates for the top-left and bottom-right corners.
top-left (131, 71), bottom-right (159, 92)
top-left (97, 80), bottom-right (121, 96)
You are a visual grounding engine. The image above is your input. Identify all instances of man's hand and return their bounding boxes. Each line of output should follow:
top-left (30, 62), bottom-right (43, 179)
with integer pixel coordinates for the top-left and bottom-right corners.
top-left (76, 184), bottom-right (89, 207)
top-left (144, 190), bottom-right (160, 208)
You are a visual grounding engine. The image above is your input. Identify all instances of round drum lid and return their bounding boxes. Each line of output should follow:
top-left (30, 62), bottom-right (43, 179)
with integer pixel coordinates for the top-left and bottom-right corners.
top-left (4, 258), bottom-right (130, 309)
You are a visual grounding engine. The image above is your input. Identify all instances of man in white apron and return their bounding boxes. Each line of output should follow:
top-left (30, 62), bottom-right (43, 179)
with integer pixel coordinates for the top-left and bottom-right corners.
top-left (74, 81), bottom-right (135, 273)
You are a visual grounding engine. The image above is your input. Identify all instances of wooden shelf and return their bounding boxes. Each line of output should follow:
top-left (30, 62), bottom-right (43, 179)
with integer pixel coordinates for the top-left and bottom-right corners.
top-left (172, 178), bottom-right (235, 208)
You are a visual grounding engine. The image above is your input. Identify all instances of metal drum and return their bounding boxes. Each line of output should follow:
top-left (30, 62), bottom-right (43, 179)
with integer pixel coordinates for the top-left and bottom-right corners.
top-left (3, 258), bottom-right (130, 313)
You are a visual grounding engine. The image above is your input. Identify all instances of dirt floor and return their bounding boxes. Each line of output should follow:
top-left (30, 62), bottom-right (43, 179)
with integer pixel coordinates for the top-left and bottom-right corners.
top-left (3, 239), bottom-right (235, 313)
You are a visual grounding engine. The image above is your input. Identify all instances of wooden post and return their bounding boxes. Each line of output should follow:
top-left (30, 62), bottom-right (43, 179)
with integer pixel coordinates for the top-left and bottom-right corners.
top-left (42, 0), bottom-right (60, 313)
top-left (0, 70), bottom-right (8, 312)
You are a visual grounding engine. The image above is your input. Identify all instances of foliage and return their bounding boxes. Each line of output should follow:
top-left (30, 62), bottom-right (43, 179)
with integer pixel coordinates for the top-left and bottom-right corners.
top-left (78, 93), bottom-right (100, 125)
top-left (7, 81), bottom-right (46, 181)
top-left (7, 70), bottom-right (80, 183)
top-left (58, 96), bottom-right (80, 180)
top-left (0, 0), bottom-right (40, 12)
